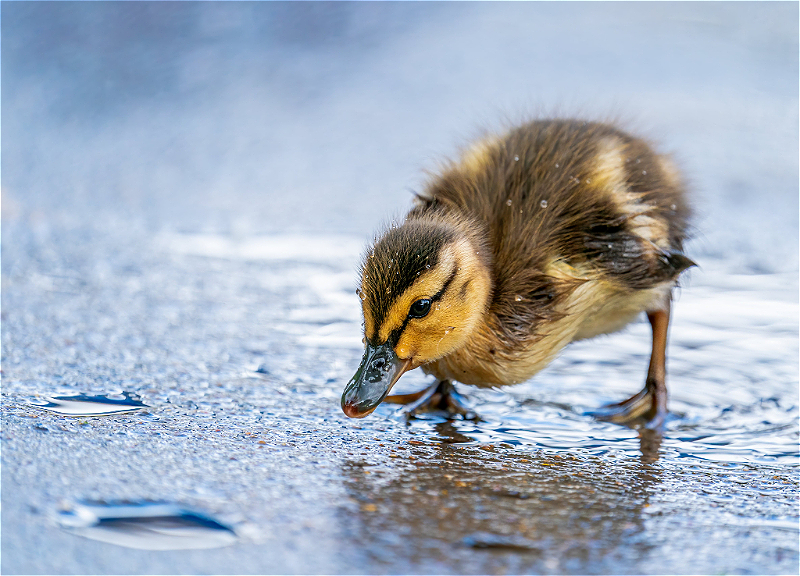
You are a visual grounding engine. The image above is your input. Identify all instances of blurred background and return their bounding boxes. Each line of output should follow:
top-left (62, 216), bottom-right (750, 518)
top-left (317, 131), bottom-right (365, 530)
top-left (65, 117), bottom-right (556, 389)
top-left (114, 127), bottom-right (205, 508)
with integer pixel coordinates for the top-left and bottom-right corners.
top-left (2, 3), bottom-right (798, 574)
top-left (3, 1), bottom-right (798, 271)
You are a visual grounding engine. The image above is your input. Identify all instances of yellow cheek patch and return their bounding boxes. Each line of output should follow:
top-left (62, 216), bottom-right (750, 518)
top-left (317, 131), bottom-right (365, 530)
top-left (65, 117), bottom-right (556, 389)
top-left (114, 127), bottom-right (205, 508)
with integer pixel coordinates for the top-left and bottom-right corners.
top-left (395, 304), bottom-right (458, 360)
top-left (390, 238), bottom-right (492, 363)
top-left (377, 254), bottom-right (457, 344)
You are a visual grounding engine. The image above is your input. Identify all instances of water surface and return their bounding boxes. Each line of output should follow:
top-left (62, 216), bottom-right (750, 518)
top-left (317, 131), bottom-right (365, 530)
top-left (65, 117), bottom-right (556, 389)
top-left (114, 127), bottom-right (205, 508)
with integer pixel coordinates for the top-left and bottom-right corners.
top-left (2, 2), bottom-right (797, 574)
top-left (2, 229), bottom-right (796, 574)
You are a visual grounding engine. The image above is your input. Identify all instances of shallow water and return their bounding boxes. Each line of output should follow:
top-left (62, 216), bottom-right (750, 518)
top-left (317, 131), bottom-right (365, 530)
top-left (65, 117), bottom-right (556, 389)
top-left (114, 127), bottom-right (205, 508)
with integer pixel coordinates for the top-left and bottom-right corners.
top-left (2, 228), bottom-right (797, 573)
top-left (2, 2), bottom-right (798, 574)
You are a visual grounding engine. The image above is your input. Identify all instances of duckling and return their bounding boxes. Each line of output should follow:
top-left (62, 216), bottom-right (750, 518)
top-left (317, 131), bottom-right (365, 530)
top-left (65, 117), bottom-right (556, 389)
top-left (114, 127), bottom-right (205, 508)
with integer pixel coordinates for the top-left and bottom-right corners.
top-left (341, 119), bottom-right (693, 428)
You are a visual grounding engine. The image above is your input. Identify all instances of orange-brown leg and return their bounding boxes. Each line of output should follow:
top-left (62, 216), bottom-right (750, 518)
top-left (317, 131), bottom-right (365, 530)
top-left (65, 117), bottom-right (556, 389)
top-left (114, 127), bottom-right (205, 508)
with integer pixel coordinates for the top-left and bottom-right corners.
top-left (386, 380), bottom-right (477, 420)
top-left (644, 303), bottom-right (670, 427)
top-left (595, 301), bottom-right (671, 429)
top-left (384, 387), bottom-right (432, 405)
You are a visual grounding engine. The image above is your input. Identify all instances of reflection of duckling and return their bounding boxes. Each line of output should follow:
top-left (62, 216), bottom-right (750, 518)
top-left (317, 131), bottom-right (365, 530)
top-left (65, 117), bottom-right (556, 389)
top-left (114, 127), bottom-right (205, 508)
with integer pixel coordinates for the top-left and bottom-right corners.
top-left (342, 119), bottom-right (693, 428)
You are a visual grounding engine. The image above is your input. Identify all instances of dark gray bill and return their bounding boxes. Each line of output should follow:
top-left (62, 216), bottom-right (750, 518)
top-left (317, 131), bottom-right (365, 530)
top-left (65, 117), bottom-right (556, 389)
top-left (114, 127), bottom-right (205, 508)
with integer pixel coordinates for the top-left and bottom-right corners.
top-left (341, 342), bottom-right (411, 418)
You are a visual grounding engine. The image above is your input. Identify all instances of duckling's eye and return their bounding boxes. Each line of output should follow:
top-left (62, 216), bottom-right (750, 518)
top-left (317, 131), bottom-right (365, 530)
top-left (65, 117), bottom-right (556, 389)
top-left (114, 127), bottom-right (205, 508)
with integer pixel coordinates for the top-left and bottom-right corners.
top-left (408, 298), bottom-right (432, 319)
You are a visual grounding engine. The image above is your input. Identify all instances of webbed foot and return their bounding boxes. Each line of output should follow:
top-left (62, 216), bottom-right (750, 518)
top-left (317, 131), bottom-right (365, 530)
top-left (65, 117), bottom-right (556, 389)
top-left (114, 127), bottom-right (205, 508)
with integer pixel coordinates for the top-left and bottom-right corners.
top-left (590, 381), bottom-right (666, 461)
top-left (591, 384), bottom-right (666, 430)
top-left (385, 380), bottom-right (478, 420)
top-left (591, 305), bottom-right (671, 433)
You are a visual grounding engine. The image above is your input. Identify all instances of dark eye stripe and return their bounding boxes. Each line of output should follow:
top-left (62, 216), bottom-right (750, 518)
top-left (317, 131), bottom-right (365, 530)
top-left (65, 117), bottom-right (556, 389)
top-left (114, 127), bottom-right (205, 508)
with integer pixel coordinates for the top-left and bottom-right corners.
top-left (459, 279), bottom-right (471, 300)
top-left (431, 265), bottom-right (458, 302)
top-left (387, 264), bottom-right (458, 346)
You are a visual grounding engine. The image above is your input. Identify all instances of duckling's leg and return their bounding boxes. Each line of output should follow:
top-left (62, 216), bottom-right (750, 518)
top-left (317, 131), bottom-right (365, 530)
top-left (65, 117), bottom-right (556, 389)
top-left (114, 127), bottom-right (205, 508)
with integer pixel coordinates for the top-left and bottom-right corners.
top-left (385, 380), bottom-right (476, 419)
top-left (643, 305), bottom-right (670, 427)
top-left (596, 302), bottom-right (670, 428)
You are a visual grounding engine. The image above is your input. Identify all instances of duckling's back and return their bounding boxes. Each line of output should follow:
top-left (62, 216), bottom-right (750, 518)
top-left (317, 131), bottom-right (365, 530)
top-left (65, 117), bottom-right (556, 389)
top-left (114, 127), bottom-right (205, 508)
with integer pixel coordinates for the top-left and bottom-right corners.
top-left (410, 119), bottom-right (692, 361)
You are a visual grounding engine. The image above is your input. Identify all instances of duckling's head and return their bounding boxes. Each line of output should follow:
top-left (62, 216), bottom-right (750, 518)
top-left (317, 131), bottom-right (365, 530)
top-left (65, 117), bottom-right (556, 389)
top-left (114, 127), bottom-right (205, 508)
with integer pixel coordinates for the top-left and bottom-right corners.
top-left (341, 218), bottom-right (491, 418)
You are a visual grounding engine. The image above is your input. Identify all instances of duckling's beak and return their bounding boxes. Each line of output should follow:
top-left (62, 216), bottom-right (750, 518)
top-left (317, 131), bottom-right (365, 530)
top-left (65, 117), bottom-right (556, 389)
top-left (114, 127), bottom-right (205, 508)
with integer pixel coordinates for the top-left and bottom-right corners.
top-left (341, 342), bottom-right (412, 418)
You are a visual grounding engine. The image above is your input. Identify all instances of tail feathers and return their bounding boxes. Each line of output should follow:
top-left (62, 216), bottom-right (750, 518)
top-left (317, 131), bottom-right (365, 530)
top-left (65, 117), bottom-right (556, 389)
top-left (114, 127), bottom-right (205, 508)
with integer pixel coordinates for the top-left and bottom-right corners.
top-left (659, 250), bottom-right (696, 277)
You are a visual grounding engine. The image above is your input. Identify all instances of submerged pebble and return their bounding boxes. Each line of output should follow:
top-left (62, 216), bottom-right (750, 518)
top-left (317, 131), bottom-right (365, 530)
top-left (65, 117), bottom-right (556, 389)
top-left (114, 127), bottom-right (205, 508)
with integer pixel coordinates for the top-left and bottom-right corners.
top-left (462, 531), bottom-right (542, 552)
